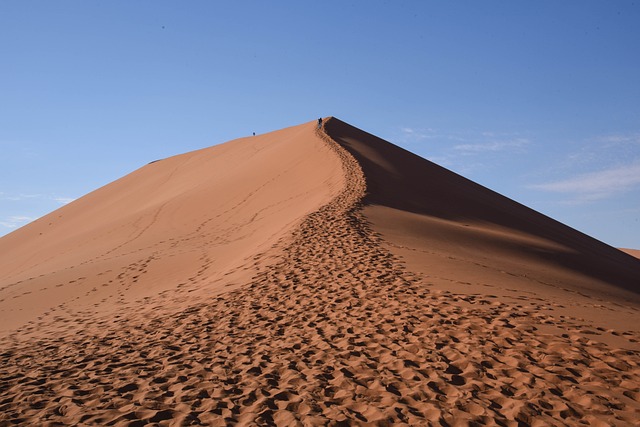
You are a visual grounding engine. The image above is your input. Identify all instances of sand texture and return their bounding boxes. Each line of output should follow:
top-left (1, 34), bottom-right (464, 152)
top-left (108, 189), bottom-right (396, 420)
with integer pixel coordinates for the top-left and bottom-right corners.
top-left (1, 118), bottom-right (640, 426)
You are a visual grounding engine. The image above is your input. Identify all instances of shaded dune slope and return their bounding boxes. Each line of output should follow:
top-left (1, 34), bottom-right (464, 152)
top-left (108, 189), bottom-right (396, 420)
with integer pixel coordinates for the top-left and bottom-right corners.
top-left (0, 119), bottom-right (639, 426)
top-left (324, 117), bottom-right (640, 301)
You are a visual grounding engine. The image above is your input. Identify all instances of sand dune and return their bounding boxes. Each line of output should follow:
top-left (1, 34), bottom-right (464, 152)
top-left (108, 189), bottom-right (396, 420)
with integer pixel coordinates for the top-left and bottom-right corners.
top-left (1, 118), bottom-right (639, 425)
top-left (0, 121), bottom-right (344, 334)
top-left (621, 248), bottom-right (640, 260)
top-left (325, 118), bottom-right (640, 333)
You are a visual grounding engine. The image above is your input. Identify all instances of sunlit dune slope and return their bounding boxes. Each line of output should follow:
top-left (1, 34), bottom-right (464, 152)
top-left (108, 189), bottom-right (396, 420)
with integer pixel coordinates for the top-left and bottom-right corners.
top-left (0, 121), bottom-right (344, 334)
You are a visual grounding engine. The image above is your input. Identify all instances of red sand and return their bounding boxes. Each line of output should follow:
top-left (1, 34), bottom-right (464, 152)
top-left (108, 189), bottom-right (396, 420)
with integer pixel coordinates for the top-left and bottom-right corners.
top-left (1, 118), bottom-right (639, 425)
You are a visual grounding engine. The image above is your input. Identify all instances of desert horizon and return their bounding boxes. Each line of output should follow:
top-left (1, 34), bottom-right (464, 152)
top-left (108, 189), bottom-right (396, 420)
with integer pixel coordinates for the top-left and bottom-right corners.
top-left (1, 117), bottom-right (639, 426)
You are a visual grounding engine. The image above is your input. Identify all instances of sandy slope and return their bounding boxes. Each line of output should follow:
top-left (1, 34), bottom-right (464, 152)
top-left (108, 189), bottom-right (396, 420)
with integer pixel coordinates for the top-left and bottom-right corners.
top-left (0, 121), bottom-right (344, 335)
top-left (621, 248), bottom-right (640, 260)
top-left (1, 118), bottom-right (639, 426)
top-left (324, 118), bottom-right (640, 336)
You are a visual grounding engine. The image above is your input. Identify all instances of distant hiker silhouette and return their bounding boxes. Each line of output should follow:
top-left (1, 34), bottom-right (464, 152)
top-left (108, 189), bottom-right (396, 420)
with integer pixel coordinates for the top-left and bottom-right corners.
top-left (318, 118), bottom-right (322, 128)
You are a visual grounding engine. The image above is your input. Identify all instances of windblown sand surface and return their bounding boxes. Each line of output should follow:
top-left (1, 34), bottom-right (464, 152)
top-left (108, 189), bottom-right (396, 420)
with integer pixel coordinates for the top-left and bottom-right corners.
top-left (1, 118), bottom-right (639, 426)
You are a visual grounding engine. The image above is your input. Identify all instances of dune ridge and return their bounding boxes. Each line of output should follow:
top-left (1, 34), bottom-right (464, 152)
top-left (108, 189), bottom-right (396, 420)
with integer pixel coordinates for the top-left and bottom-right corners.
top-left (0, 118), bottom-right (639, 425)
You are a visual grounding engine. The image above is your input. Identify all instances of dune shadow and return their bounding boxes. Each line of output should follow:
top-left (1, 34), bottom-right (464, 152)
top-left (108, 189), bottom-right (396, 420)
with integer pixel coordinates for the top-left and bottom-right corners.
top-left (324, 117), bottom-right (640, 294)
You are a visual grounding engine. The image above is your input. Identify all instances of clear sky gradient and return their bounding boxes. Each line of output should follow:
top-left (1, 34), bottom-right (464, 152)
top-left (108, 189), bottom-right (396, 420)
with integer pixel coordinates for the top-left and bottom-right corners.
top-left (2, 1), bottom-right (639, 248)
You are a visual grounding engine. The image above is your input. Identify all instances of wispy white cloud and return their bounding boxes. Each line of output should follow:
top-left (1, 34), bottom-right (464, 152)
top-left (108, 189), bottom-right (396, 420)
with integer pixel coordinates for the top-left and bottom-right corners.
top-left (0, 193), bottom-right (74, 234)
top-left (53, 197), bottom-right (75, 205)
top-left (539, 132), bottom-right (640, 179)
top-left (400, 127), bottom-right (432, 139)
top-left (394, 125), bottom-right (533, 178)
top-left (398, 126), bottom-right (530, 151)
top-left (0, 192), bottom-right (74, 204)
top-left (530, 160), bottom-right (640, 202)
top-left (454, 138), bottom-right (529, 154)
top-left (399, 127), bottom-right (448, 142)
top-left (596, 133), bottom-right (640, 146)
top-left (0, 215), bottom-right (36, 229)
top-left (399, 127), bottom-right (476, 144)
top-left (0, 193), bottom-right (42, 201)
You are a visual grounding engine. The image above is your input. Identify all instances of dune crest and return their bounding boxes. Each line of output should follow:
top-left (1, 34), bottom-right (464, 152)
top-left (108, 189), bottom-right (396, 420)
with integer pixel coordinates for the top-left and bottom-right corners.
top-left (1, 118), bottom-right (639, 425)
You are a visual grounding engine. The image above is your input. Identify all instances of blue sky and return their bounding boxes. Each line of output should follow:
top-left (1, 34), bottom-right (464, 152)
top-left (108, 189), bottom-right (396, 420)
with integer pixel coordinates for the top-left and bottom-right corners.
top-left (1, 1), bottom-right (639, 248)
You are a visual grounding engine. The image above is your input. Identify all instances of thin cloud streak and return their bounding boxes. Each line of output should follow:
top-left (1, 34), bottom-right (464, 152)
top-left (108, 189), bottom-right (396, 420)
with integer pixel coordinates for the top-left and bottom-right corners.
top-left (399, 127), bottom-right (434, 140)
top-left (0, 215), bottom-right (35, 229)
top-left (398, 127), bottom-right (466, 143)
top-left (597, 133), bottom-right (640, 146)
top-left (53, 197), bottom-right (75, 205)
top-left (530, 161), bottom-right (640, 202)
top-left (398, 126), bottom-right (530, 151)
top-left (454, 138), bottom-right (529, 153)
top-left (394, 126), bottom-right (534, 179)
top-left (0, 193), bottom-right (75, 234)
top-left (0, 193), bottom-right (43, 201)
top-left (1, 192), bottom-right (74, 204)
